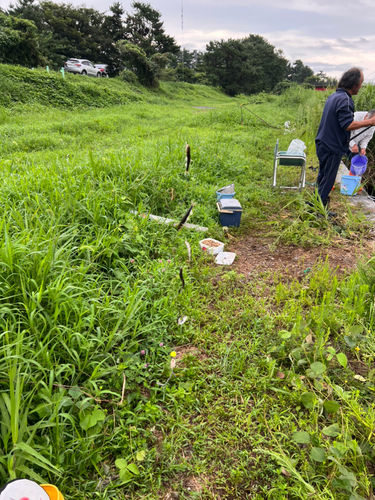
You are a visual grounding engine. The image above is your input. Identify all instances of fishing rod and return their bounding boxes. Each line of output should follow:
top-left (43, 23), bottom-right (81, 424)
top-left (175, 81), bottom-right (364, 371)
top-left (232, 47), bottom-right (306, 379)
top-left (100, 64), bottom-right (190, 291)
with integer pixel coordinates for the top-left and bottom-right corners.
top-left (233, 98), bottom-right (281, 129)
top-left (349, 125), bottom-right (373, 143)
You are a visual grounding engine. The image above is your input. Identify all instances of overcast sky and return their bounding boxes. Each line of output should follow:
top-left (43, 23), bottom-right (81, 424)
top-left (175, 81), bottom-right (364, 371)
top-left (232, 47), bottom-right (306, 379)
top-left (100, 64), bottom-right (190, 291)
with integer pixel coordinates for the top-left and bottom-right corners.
top-left (2, 0), bottom-right (375, 80)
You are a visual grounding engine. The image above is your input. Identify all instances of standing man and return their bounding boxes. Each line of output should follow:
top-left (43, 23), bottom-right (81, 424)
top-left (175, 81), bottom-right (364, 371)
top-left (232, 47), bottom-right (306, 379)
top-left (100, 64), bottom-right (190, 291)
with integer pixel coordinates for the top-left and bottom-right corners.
top-left (349, 110), bottom-right (375, 156)
top-left (315, 68), bottom-right (375, 209)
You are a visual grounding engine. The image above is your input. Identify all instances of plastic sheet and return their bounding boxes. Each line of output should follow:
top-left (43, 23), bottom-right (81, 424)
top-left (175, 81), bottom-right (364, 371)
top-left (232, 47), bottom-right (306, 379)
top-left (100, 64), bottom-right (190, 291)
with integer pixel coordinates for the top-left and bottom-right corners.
top-left (286, 139), bottom-right (306, 155)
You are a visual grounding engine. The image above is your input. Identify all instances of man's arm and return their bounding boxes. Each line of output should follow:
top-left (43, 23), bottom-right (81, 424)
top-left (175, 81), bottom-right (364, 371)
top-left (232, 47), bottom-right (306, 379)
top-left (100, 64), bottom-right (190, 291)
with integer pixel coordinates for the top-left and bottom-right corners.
top-left (347, 117), bottom-right (375, 131)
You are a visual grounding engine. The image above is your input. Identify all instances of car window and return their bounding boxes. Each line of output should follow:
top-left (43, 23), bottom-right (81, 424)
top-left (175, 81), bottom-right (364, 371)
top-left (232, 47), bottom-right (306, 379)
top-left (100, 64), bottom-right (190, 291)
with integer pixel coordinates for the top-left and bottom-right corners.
top-left (67, 59), bottom-right (79, 63)
top-left (89, 63), bottom-right (94, 67)
top-left (82, 61), bottom-right (89, 65)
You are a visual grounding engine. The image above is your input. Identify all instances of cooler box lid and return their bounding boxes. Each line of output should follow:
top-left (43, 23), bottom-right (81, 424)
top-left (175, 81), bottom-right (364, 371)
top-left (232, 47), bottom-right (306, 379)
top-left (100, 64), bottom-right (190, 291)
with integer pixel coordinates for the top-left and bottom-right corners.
top-left (219, 199), bottom-right (242, 211)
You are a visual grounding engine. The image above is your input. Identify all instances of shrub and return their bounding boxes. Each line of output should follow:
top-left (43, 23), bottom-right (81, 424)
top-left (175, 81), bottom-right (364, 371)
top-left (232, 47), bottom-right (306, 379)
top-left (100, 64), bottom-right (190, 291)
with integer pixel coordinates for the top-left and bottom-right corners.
top-left (120, 69), bottom-right (139, 84)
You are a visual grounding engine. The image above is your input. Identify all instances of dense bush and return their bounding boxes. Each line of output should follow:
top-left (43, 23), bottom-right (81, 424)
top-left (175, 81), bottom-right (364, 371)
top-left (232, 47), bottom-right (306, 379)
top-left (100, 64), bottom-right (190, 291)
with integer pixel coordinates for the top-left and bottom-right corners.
top-left (119, 69), bottom-right (140, 85)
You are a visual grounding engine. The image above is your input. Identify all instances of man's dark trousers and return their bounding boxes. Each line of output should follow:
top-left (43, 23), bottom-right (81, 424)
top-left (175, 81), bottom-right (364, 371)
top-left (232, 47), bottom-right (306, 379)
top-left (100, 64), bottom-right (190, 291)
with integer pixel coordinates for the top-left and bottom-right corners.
top-left (316, 142), bottom-right (342, 206)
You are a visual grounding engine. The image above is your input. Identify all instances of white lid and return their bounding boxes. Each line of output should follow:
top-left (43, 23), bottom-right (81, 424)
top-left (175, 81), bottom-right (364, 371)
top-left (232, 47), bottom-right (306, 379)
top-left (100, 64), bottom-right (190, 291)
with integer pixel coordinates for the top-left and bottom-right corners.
top-left (0, 479), bottom-right (50, 500)
top-left (219, 199), bottom-right (242, 210)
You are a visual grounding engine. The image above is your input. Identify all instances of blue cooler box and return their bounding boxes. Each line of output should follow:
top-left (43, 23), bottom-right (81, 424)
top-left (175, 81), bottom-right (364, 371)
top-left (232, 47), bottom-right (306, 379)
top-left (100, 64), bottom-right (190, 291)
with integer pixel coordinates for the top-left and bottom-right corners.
top-left (217, 199), bottom-right (242, 227)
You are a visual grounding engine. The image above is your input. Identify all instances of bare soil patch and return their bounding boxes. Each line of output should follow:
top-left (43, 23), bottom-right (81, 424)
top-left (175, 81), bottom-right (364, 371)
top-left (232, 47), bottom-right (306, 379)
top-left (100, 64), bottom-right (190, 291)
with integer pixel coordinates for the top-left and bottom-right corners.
top-left (228, 236), bottom-right (374, 280)
top-left (173, 345), bottom-right (207, 363)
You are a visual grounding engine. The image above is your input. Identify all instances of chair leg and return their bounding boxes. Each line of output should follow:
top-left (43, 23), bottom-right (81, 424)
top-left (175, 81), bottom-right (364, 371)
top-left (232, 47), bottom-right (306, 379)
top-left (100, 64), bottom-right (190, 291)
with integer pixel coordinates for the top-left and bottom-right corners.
top-left (299, 161), bottom-right (306, 192)
top-left (272, 159), bottom-right (278, 187)
top-left (301, 161), bottom-right (306, 190)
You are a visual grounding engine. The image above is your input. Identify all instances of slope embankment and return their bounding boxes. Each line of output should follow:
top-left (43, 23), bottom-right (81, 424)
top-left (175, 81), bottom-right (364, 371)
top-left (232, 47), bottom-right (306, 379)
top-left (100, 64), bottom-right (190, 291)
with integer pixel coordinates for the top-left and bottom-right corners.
top-left (0, 64), bottom-right (228, 109)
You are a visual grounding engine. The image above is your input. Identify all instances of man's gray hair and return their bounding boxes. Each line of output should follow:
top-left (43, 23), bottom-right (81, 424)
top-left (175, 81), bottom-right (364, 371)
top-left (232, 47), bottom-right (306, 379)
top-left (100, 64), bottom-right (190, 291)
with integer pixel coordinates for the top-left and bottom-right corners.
top-left (368, 109), bottom-right (375, 119)
top-left (338, 68), bottom-right (362, 89)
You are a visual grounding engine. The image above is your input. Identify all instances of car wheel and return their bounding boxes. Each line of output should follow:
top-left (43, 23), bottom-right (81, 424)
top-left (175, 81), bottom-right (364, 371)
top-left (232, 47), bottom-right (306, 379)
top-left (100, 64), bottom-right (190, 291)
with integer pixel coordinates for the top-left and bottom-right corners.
top-left (97, 72), bottom-right (101, 78)
top-left (82, 70), bottom-right (87, 75)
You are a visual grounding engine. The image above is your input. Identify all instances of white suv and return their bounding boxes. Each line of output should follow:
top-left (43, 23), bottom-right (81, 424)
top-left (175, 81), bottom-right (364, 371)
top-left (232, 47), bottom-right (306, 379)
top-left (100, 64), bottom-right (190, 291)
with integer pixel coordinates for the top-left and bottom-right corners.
top-left (64, 59), bottom-right (101, 77)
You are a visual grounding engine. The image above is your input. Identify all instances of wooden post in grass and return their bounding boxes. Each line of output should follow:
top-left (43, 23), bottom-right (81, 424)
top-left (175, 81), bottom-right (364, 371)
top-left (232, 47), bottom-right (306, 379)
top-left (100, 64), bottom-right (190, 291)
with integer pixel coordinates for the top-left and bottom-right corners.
top-left (46, 66), bottom-right (49, 73)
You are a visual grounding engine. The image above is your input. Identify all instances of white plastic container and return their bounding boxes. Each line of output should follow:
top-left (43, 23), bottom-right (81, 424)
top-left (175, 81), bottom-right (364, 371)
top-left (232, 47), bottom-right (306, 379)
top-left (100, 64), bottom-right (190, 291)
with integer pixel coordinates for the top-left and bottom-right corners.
top-left (215, 252), bottom-right (236, 265)
top-left (199, 238), bottom-right (224, 255)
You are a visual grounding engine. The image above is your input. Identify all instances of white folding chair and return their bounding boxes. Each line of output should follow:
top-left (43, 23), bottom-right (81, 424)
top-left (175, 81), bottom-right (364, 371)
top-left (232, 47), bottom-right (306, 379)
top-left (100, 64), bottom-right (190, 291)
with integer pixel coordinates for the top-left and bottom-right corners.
top-left (272, 139), bottom-right (306, 193)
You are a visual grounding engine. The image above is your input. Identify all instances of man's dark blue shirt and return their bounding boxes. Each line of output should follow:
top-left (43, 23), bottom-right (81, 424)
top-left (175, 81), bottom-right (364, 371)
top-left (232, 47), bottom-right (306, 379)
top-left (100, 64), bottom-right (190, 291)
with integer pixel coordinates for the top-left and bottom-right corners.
top-left (315, 88), bottom-right (354, 155)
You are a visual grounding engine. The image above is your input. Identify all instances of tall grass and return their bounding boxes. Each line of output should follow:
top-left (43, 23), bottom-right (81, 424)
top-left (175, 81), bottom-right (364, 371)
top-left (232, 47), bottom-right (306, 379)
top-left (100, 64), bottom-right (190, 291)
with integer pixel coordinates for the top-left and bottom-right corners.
top-left (0, 146), bottom-right (209, 492)
top-left (354, 83), bottom-right (375, 111)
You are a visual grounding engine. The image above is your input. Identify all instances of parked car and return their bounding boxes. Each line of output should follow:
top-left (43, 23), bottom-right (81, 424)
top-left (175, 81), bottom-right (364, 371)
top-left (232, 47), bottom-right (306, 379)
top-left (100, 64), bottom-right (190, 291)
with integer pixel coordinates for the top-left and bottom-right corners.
top-left (95, 64), bottom-right (109, 77)
top-left (64, 59), bottom-right (101, 77)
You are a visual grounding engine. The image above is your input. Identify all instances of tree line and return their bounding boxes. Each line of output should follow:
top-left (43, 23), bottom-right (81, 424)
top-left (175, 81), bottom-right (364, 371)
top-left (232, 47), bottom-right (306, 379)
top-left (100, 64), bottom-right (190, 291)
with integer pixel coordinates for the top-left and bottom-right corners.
top-left (0, 0), bottom-right (336, 94)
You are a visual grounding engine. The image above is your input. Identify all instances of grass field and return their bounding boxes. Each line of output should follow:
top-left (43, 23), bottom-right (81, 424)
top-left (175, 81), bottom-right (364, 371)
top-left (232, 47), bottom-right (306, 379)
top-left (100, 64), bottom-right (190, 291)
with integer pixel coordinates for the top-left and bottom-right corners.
top-left (0, 66), bottom-right (375, 499)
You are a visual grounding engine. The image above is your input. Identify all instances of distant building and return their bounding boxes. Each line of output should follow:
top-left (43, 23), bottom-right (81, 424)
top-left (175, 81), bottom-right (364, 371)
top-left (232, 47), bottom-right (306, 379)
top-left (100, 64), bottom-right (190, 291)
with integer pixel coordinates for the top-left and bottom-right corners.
top-left (308, 81), bottom-right (328, 91)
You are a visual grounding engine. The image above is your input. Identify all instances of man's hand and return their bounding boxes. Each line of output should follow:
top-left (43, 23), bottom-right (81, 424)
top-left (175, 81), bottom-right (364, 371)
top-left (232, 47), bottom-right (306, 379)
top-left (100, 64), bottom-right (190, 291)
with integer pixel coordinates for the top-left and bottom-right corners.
top-left (351, 144), bottom-right (359, 153)
top-left (360, 148), bottom-right (366, 156)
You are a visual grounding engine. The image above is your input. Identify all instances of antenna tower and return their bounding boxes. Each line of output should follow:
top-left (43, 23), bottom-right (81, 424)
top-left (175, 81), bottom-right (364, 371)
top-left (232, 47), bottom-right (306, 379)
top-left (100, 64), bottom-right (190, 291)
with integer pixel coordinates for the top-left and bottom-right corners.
top-left (181, 0), bottom-right (184, 79)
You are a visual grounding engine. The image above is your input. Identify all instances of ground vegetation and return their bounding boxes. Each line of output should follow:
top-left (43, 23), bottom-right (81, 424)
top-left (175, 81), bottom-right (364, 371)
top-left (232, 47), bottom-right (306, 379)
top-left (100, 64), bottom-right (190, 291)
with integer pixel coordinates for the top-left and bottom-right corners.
top-left (0, 66), bottom-right (375, 499)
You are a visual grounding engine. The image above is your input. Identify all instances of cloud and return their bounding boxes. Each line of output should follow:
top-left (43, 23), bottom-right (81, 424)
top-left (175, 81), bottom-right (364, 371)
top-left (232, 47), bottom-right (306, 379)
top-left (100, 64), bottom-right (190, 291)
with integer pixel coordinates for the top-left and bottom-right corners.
top-left (188, 0), bottom-right (375, 20)
top-left (305, 62), bottom-right (355, 72)
top-left (179, 26), bottom-right (375, 79)
top-left (263, 31), bottom-right (375, 78)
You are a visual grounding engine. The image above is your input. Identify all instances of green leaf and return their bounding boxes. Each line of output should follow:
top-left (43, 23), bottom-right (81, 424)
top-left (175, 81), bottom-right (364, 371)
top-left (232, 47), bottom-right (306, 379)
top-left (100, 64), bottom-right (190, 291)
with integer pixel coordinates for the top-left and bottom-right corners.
top-left (344, 335), bottom-right (357, 348)
top-left (322, 424), bottom-right (340, 437)
top-left (68, 386), bottom-right (83, 399)
top-left (136, 450), bottom-right (146, 461)
top-left (323, 400), bottom-right (340, 414)
top-left (310, 362), bottom-right (326, 375)
top-left (349, 325), bottom-right (363, 335)
top-left (336, 353), bottom-right (347, 368)
top-left (279, 330), bottom-right (291, 339)
top-left (80, 413), bottom-right (97, 431)
top-left (314, 379), bottom-right (324, 391)
top-left (306, 369), bottom-right (316, 379)
top-left (291, 348), bottom-right (302, 360)
top-left (301, 392), bottom-right (316, 409)
top-left (332, 478), bottom-right (352, 491)
top-left (16, 442), bottom-right (61, 474)
top-left (119, 469), bottom-right (134, 482)
top-left (115, 458), bottom-right (128, 470)
top-left (310, 447), bottom-right (326, 462)
top-left (91, 408), bottom-right (105, 422)
top-left (329, 446), bottom-right (344, 459)
top-left (127, 463), bottom-right (139, 475)
top-left (292, 431), bottom-right (310, 444)
top-left (338, 466), bottom-right (357, 486)
top-left (16, 465), bottom-right (47, 484)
